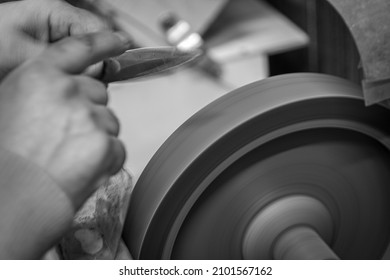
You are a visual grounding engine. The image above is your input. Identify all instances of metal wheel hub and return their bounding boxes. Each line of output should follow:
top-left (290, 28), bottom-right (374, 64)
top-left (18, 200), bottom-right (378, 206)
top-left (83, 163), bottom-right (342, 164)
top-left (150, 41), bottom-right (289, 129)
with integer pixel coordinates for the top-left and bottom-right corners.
top-left (243, 195), bottom-right (334, 260)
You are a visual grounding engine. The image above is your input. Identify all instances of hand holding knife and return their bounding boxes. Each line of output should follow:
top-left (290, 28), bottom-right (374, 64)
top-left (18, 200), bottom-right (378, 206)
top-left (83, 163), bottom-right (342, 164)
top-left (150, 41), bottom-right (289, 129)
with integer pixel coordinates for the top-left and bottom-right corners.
top-left (80, 0), bottom-right (201, 83)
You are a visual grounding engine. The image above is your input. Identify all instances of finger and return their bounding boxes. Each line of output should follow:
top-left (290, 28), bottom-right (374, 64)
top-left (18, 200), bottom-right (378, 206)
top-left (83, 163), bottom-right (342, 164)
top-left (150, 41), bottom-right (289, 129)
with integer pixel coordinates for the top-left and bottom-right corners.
top-left (74, 76), bottom-right (108, 105)
top-left (34, 31), bottom-right (131, 74)
top-left (92, 106), bottom-right (120, 136)
top-left (106, 137), bottom-right (126, 175)
top-left (83, 62), bottom-right (105, 79)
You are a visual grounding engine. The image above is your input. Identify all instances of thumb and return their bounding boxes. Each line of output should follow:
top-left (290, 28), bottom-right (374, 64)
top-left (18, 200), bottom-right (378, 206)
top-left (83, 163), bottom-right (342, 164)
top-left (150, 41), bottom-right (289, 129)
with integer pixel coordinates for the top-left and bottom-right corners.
top-left (0, 33), bottom-right (45, 80)
top-left (14, 31), bottom-right (46, 59)
top-left (33, 31), bottom-right (131, 75)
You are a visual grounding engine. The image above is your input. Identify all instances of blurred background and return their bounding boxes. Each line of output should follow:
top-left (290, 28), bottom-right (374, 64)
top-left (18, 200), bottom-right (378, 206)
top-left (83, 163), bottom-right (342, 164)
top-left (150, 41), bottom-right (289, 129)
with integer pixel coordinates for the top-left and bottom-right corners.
top-left (108, 0), bottom-right (313, 181)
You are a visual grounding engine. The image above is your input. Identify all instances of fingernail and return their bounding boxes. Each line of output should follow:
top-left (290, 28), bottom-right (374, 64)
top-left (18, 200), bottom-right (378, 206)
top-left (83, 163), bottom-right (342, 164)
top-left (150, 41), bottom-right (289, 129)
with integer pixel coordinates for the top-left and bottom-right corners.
top-left (114, 31), bottom-right (133, 49)
top-left (101, 58), bottom-right (121, 83)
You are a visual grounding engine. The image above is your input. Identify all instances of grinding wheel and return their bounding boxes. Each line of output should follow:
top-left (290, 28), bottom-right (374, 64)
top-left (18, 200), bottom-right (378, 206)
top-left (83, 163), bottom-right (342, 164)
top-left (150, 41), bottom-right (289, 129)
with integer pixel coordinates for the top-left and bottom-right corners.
top-left (123, 73), bottom-right (390, 260)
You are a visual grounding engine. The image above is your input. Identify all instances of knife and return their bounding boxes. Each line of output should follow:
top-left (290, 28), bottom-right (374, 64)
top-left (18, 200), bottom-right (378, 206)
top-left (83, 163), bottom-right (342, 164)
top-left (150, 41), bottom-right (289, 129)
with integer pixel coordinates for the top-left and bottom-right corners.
top-left (101, 47), bottom-right (202, 83)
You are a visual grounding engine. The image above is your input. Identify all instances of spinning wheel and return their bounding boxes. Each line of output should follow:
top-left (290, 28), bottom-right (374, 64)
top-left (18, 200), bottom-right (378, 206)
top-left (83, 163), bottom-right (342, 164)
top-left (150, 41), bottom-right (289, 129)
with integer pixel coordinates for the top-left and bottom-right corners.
top-left (123, 73), bottom-right (390, 259)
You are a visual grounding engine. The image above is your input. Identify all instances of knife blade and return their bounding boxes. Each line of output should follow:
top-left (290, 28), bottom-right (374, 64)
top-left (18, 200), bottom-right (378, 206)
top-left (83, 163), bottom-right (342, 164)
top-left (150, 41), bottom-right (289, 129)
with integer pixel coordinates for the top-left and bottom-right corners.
top-left (101, 47), bottom-right (202, 83)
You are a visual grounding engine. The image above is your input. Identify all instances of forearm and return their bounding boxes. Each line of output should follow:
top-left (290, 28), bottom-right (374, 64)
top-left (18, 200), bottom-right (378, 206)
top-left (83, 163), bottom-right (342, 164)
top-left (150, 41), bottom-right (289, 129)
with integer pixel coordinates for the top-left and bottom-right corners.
top-left (0, 147), bottom-right (74, 259)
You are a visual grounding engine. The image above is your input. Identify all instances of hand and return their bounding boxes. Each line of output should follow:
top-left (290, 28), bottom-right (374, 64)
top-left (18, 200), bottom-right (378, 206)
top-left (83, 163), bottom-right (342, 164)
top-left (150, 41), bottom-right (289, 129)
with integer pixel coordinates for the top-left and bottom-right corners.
top-left (0, 0), bottom-right (111, 79)
top-left (0, 31), bottom-right (130, 209)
